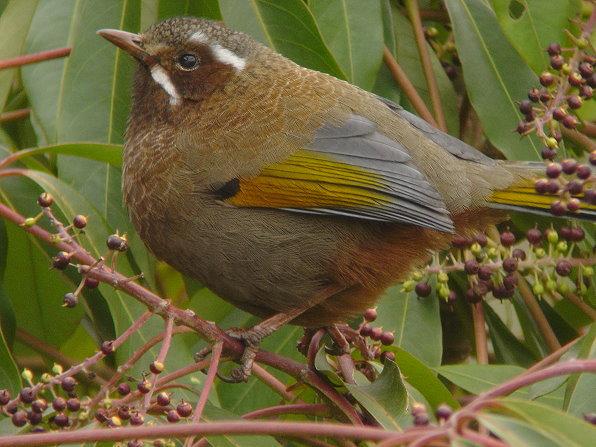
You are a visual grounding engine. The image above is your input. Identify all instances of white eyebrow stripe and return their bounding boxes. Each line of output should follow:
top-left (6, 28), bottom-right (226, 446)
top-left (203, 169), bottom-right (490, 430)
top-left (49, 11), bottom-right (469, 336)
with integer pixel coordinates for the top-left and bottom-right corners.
top-left (150, 65), bottom-right (181, 105)
top-left (211, 44), bottom-right (246, 71)
top-left (190, 31), bottom-right (208, 43)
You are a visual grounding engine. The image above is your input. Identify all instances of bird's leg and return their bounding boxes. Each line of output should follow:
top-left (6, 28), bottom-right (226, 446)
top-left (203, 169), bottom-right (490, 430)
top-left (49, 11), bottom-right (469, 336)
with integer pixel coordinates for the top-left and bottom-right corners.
top-left (220, 307), bottom-right (308, 383)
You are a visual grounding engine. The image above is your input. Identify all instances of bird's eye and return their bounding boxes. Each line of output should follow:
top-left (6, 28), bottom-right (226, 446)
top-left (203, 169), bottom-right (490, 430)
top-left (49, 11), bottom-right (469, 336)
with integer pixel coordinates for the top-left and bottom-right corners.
top-left (176, 53), bottom-right (199, 70)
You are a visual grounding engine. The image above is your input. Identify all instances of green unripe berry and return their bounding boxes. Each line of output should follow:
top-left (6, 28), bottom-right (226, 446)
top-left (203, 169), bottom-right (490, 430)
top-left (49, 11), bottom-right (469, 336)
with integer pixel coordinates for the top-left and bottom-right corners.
top-left (487, 247), bottom-right (498, 259)
top-left (52, 363), bottom-right (63, 375)
top-left (412, 271), bottom-right (423, 281)
top-left (438, 284), bottom-right (450, 299)
top-left (470, 243), bottom-right (482, 255)
top-left (546, 230), bottom-right (558, 244)
top-left (545, 137), bottom-right (558, 148)
top-left (556, 241), bottom-right (568, 253)
top-left (557, 281), bottom-right (571, 294)
top-left (546, 278), bottom-right (557, 292)
top-left (437, 272), bottom-right (449, 283)
top-left (535, 248), bottom-right (546, 258)
top-left (533, 282), bottom-right (545, 295)
top-left (577, 282), bottom-right (588, 296)
top-left (402, 280), bottom-right (415, 293)
top-left (581, 266), bottom-right (593, 277)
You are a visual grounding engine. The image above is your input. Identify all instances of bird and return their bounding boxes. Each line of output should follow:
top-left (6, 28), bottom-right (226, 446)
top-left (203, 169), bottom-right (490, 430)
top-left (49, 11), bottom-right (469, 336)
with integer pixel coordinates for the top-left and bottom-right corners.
top-left (98, 17), bottom-right (593, 381)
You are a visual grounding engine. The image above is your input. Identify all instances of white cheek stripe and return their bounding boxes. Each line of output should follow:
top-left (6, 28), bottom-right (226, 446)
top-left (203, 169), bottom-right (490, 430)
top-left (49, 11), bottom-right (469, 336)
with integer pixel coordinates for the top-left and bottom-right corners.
top-left (150, 65), bottom-right (181, 105)
top-left (190, 31), bottom-right (207, 43)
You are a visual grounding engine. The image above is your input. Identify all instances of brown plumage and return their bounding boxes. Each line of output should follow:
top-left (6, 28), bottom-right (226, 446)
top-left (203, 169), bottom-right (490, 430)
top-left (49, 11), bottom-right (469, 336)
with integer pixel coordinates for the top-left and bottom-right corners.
top-left (99, 17), bottom-right (535, 330)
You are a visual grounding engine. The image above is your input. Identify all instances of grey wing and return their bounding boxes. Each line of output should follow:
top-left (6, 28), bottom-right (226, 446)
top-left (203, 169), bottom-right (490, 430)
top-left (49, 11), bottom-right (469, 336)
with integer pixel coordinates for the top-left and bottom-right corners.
top-left (283, 114), bottom-right (455, 233)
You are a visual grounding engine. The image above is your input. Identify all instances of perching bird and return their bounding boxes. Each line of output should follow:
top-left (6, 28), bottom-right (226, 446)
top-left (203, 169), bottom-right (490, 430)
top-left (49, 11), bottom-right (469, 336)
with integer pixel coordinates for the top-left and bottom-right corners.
top-left (98, 17), bottom-right (592, 380)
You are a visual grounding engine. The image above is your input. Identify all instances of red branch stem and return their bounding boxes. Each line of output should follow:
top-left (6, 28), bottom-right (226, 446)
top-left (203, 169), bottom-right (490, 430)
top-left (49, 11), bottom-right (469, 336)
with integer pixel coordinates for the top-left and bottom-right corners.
top-left (0, 47), bottom-right (71, 69)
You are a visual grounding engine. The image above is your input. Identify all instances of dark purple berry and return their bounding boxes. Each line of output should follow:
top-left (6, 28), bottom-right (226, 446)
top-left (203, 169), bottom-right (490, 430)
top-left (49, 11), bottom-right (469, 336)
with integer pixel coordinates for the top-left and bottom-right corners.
top-left (539, 72), bottom-right (555, 86)
top-left (176, 401), bottom-right (193, 418)
top-left (61, 377), bottom-right (76, 393)
top-left (106, 234), bottom-right (128, 252)
top-left (550, 55), bottom-right (564, 70)
top-left (370, 326), bottom-right (383, 341)
top-left (579, 85), bottom-right (593, 99)
top-left (5, 401), bottom-right (18, 414)
top-left (570, 227), bottom-right (585, 242)
top-left (555, 260), bottom-right (572, 276)
top-left (380, 351), bottom-right (396, 363)
top-left (52, 397), bottom-right (66, 411)
top-left (63, 292), bottom-right (77, 308)
top-left (567, 180), bottom-right (583, 196)
top-left (84, 276), bottom-right (99, 289)
top-left (66, 397), bottom-right (80, 412)
top-left (568, 72), bottom-right (583, 87)
top-left (95, 408), bottom-right (108, 423)
top-left (363, 308), bottom-right (377, 322)
top-left (156, 392), bottom-right (170, 407)
top-left (562, 114), bottom-right (578, 129)
top-left (550, 201), bottom-right (567, 216)
top-left (149, 361), bottom-right (164, 374)
top-left (54, 413), bottom-right (70, 428)
top-left (447, 290), bottom-right (457, 304)
top-left (541, 147), bottom-right (557, 160)
top-left (560, 226), bottom-right (572, 240)
top-left (27, 410), bottom-right (42, 425)
top-left (167, 409), bottom-right (180, 423)
top-left (567, 95), bottom-right (583, 110)
top-left (534, 179), bottom-right (548, 194)
top-left (101, 340), bottom-right (114, 355)
top-left (503, 274), bottom-right (518, 290)
top-left (464, 259), bottom-right (480, 275)
top-left (567, 198), bottom-right (580, 213)
top-left (584, 413), bottom-right (596, 425)
top-left (128, 441), bottom-right (143, 447)
top-left (528, 88), bottom-right (541, 102)
top-left (546, 179), bottom-right (560, 194)
top-left (52, 251), bottom-right (71, 270)
top-left (117, 383), bottom-right (131, 396)
top-left (118, 405), bottom-right (131, 420)
top-left (137, 380), bottom-right (151, 394)
top-left (518, 100), bottom-right (533, 115)
top-left (0, 389), bottom-right (10, 405)
top-left (576, 164), bottom-right (591, 180)
top-left (31, 399), bottom-right (47, 413)
top-left (130, 412), bottom-right (144, 426)
top-left (478, 266), bottom-right (493, 281)
top-left (546, 43), bottom-right (561, 56)
top-left (552, 108), bottom-right (566, 121)
top-left (37, 192), bottom-right (54, 208)
top-left (579, 62), bottom-right (593, 78)
top-left (539, 90), bottom-right (552, 103)
top-left (475, 233), bottom-right (488, 247)
top-left (380, 331), bottom-right (395, 346)
top-left (19, 387), bottom-right (36, 404)
top-left (516, 121), bottom-right (531, 134)
top-left (546, 162), bottom-right (562, 178)
top-left (415, 282), bottom-right (431, 297)
top-left (413, 413), bottom-right (430, 426)
top-left (12, 410), bottom-right (27, 427)
top-left (512, 248), bottom-right (526, 260)
top-left (561, 159), bottom-right (578, 175)
top-left (452, 236), bottom-right (472, 248)
top-left (502, 257), bottom-right (518, 273)
top-left (588, 73), bottom-right (596, 88)
top-left (500, 230), bottom-right (516, 247)
top-left (359, 323), bottom-right (373, 337)
top-left (586, 189), bottom-right (596, 205)
top-left (435, 404), bottom-right (453, 421)
top-left (72, 215), bottom-right (87, 229)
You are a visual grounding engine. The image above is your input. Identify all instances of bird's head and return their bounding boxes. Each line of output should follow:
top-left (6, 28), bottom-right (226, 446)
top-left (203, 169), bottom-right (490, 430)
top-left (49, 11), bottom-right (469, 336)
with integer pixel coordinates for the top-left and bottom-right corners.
top-left (98, 17), bottom-right (256, 106)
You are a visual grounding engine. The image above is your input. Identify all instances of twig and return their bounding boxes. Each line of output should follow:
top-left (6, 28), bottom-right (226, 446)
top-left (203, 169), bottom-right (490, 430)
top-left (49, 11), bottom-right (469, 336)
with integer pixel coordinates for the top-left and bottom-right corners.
top-left (460, 429), bottom-right (507, 447)
top-left (472, 303), bottom-right (489, 364)
top-left (142, 316), bottom-right (175, 414)
top-left (419, 9), bottom-right (449, 23)
top-left (0, 47), bottom-right (71, 69)
top-left (185, 342), bottom-right (224, 447)
top-left (515, 273), bottom-right (561, 352)
top-left (580, 121), bottom-right (596, 139)
top-left (15, 328), bottom-right (113, 381)
top-left (0, 421), bottom-right (408, 447)
top-left (89, 326), bottom-right (192, 408)
top-left (243, 403), bottom-right (330, 419)
top-left (383, 47), bottom-right (439, 127)
top-left (0, 108), bottom-right (30, 123)
top-left (405, 0), bottom-right (447, 131)
top-left (561, 291), bottom-right (596, 321)
top-left (526, 336), bottom-right (581, 374)
top-left (562, 127), bottom-right (596, 152)
top-left (252, 363), bottom-right (297, 402)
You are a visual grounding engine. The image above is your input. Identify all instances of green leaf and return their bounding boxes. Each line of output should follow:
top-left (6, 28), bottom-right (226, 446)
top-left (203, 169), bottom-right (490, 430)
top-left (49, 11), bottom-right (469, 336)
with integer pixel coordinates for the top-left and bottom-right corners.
top-left (6, 143), bottom-right (123, 167)
top-left (484, 302), bottom-right (538, 367)
top-left (375, 285), bottom-right (442, 367)
top-left (388, 346), bottom-right (459, 410)
top-left (490, 0), bottom-right (581, 73)
top-left (437, 364), bottom-right (526, 395)
top-left (309, 0), bottom-right (384, 90)
top-left (478, 413), bottom-right (562, 447)
top-left (0, 0), bottom-right (38, 110)
top-left (219, 0), bottom-right (345, 79)
top-left (346, 360), bottom-right (407, 430)
top-left (444, 0), bottom-right (540, 160)
top-left (390, 6), bottom-right (460, 135)
top-left (0, 323), bottom-right (20, 395)
top-left (158, 0), bottom-right (222, 20)
top-left (498, 398), bottom-right (596, 446)
top-left (564, 324), bottom-right (596, 416)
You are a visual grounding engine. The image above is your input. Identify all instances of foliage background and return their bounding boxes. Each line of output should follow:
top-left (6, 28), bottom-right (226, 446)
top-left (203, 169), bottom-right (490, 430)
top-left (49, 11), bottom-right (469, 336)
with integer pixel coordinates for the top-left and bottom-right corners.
top-left (0, 0), bottom-right (594, 445)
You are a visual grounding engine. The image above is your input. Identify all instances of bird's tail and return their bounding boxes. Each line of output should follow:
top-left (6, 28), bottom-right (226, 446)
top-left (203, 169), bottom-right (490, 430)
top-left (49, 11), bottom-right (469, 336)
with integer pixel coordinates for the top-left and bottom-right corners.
top-left (487, 161), bottom-right (595, 221)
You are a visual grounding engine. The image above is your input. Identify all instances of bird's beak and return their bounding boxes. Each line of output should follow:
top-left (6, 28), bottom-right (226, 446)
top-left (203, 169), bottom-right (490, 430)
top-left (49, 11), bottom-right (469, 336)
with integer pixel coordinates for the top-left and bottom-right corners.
top-left (97, 29), bottom-right (152, 64)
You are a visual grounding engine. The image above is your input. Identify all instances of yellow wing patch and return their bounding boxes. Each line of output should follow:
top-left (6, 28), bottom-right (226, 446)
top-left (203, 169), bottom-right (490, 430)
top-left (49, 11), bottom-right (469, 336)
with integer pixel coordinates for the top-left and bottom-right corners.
top-left (226, 150), bottom-right (388, 209)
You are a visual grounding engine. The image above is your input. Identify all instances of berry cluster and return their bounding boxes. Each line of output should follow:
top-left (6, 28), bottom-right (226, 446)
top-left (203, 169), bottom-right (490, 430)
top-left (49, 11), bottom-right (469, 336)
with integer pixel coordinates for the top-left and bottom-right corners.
top-left (357, 308), bottom-right (395, 362)
top-left (424, 25), bottom-right (459, 80)
top-left (410, 402), bottom-right (453, 427)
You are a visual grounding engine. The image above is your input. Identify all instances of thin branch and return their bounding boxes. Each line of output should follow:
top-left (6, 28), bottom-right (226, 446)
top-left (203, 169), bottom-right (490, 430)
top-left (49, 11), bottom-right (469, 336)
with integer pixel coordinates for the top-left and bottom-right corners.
top-left (243, 403), bottom-right (330, 420)
top-left (142, 316), bottom-right (175, 414)
top-left (562, 127), bottom-right (596, 152)
top-left (0, 47), bottom-right (71, 69)
top-left (383, 47), bottom-right (439, 127)
top-left (0, 108), bottom-right (30, 123)
top-left (252, 363), bottom-right (298, 402)
top-left (561, 291), bottom-right (596, 321)
top-left (516, 273), bottom-right (561, 352)
top-left (460, 429), bottom-right (508, 447)
top-left (405, 0), bottom-right (447, 131)
top-left (15, 328), bottom-right (113, 381)
top-left (472, 303), bottom-right (489, 364)
top-left (185, 342), bottom-right (224, 447)
top-left (419, 9), bottom-right (450, 23)
top-left (0, 421), bottom-right (403, 446)
top-left (526, 336), bottom-right (581, 374)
